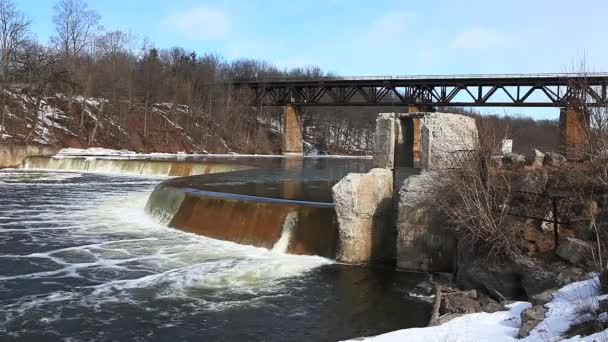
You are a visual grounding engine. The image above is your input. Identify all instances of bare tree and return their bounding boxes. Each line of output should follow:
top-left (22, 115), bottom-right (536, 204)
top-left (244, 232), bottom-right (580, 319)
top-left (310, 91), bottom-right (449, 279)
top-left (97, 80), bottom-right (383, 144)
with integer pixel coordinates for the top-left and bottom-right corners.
top-left (0, 0), bottom-right (30, 80)
top-left (51, 0), bottom-right (100, 57)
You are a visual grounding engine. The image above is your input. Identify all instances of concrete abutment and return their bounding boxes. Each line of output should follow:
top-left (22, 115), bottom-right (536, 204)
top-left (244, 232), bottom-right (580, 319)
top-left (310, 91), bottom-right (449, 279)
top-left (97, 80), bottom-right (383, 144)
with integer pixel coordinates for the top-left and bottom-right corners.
top-left (282, 104), bottom-right (304, 156)
top-left (559, 106), bottom-right (589, 159)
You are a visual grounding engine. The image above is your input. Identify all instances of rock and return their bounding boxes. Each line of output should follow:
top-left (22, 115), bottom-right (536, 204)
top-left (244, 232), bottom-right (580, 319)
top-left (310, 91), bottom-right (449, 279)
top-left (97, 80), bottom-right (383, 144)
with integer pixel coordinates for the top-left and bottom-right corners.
top-left (482, 301), bottom-right (506, 313)
top-left (502, 153), bottom-right (526, 166)
top-left (511, 169), bottom-right (549, 194)
top-left (530, 288), bottom-right (556, 306)
top-left (599, 298), bottom-right (608, 313)
top-left (440, 292), bottom-right (481, 315)
top-left (479, 294), bottom-right (506, 313)
top-left (501, 139), bottom-right (513, 155)
top-left (556, 237), bottom-right (593, 265)
top-left (456, 241), bottom-right (526, 300)
top-left (518, 305), bottom-right (547, 338)
top-left (490, 155), bottom-right (503, 168)
top-left (396, 171), bottom-right (457, 272)
top-left (332, 168), bottom-right (394, 264)
top-left (544, 152), bottom-right (567, 167)
top-left (520, 262), bottom-right (559, 297)
top-left (525, 149), bottom-right (545, 168)
top-left (599, 269), bottom-right (608, 294)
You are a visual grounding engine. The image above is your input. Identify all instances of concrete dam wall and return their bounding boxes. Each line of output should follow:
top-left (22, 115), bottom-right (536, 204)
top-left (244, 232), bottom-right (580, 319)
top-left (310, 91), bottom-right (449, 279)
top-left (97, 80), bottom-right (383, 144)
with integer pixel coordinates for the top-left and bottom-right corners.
top-left (146, 183), bottom-right (338, 257)
top-left (21, 156), bottom-right (255, 177)
top-left (0, 144), bottom-right (60, 168)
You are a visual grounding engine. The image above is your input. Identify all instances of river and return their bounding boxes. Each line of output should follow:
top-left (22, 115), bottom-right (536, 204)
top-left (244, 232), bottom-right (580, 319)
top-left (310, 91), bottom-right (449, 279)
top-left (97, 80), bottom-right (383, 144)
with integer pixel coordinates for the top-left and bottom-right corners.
top-left (0, 168), bottom-right (430, 341)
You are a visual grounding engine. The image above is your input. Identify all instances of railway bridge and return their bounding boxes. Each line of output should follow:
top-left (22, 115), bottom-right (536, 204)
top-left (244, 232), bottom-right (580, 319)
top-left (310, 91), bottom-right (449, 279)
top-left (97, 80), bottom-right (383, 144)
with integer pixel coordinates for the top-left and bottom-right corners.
top-left (232, 73), bottom-right (608, 156)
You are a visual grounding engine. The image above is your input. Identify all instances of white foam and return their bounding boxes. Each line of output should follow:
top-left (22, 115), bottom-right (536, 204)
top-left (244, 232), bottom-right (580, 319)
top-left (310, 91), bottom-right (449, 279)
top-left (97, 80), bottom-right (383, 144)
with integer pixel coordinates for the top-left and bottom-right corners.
top-left (0, 170), bottom-right (332, 317)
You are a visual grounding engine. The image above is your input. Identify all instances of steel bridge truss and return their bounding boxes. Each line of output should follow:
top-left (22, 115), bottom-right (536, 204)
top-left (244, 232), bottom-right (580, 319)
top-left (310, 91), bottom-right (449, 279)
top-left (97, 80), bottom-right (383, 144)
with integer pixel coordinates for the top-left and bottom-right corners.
top-left (233, 74), bottom-right (608, 107)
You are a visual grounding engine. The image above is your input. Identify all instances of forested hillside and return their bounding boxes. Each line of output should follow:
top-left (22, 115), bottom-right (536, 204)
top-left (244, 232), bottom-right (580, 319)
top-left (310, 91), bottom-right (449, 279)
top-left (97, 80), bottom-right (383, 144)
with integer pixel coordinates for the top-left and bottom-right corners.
top-left (0, 0), bottom-right (559, 154)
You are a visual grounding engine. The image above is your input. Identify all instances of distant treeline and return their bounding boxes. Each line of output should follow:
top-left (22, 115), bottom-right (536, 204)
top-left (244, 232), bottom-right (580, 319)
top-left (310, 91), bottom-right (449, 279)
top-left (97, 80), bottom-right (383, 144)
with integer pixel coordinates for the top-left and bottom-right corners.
top-left (0, 0), bottom-right (558, 154)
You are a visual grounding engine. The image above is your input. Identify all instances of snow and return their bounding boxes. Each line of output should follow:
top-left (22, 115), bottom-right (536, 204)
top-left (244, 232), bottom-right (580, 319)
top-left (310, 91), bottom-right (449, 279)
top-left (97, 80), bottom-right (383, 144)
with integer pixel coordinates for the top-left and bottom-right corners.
top-left (347, 276), bottom-right (608, 342)
top-left (57, 148), bottom-right (137, 156)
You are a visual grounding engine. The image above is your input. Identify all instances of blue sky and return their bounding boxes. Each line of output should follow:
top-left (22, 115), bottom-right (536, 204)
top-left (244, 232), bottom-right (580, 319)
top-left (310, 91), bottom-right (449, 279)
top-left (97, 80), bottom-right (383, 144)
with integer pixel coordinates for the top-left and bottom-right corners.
top-left (15, 0), bottom-right (608, 118)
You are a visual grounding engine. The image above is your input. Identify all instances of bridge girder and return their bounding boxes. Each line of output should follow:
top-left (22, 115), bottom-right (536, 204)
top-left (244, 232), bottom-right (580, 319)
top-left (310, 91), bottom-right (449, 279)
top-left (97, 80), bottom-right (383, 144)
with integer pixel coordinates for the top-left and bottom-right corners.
top-left (233, 74), bottom-right (608, 107)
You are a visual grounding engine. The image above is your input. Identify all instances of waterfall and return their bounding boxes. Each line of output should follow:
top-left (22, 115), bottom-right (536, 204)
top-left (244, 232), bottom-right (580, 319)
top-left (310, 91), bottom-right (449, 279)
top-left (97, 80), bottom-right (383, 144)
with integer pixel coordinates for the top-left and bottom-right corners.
top-left (21, 156), bottom-right (253, 177)
top-left (272, 212), bottom-right (298, 254)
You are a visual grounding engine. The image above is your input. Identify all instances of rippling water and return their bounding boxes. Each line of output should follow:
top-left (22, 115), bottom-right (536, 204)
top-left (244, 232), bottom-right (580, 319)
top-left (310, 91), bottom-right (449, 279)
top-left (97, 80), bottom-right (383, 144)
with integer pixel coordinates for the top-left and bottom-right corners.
top-left (0, 170), bottom-right (430, 341)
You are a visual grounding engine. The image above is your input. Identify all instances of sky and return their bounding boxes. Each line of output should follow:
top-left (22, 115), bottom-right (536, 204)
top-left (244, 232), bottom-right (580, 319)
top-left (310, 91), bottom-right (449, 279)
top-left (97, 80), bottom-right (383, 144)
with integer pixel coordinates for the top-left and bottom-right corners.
top-left (15, 0), bottom-right (608, 118)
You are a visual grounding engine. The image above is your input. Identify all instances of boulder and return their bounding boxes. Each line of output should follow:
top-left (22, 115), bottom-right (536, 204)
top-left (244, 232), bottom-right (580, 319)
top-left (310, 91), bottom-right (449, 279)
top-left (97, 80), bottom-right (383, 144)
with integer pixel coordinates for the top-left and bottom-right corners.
top-left (332, 168), bottom-right (394, 264)
top-left (501, 139), bottom-right (513, 155)
top-left (556, 237), bottom-right (593, 265)
top-left (440, 291), bottom-right (481, 315)
top-left (525, 149), bottom-right (545, 168)
top-left (530, 288), bottom-right (556, 306)
top-left (544, 152), bottom-right (567, 167)
top-left (502, 153), bottom-right (526, 167)
top-left (511, 169), bottom-right (549, 194)
top-left (518, 305), bottom-right (547, 338)
top-left (600, 268), bottom-right (608, 294)
top-left (599, 298), bottom-right (608, 313)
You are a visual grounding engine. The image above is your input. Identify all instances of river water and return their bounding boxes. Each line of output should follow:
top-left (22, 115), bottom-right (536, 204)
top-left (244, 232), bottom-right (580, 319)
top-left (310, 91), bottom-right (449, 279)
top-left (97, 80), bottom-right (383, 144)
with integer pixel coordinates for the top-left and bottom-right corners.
top-left (0, 169), bottom-right (430, 341)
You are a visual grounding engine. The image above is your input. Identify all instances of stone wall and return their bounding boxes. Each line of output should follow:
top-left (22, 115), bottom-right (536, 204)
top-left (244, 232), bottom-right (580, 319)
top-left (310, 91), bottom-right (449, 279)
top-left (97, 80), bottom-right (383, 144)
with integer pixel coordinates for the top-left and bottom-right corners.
top-left (0, 144), bottom-right (59, 168)
top-left (332, 168), bottom-right (394, 264)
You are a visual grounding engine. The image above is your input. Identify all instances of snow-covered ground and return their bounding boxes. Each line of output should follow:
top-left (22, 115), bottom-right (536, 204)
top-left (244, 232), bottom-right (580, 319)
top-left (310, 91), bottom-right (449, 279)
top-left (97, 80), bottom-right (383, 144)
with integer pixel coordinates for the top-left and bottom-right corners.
top-left (347, 276), bottom-right (608, 342)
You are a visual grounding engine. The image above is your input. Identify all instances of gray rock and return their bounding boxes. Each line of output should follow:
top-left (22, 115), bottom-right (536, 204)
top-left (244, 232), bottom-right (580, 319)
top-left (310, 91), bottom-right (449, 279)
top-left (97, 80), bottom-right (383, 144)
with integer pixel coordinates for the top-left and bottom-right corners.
top-left (530, 288), bottom-right (556, 306)
top-left (511, 169), bottom-right (549, 194)
top-left (600, 269), bottom-right (608, 294)
top-left (332, 168), bottom-right (394, 264)
top-left (490, 155), bottom-right (503, 168)
top-left (502, 153), bottom-right (526, 166)
top-left (556, 237), bottom-right (593, 265)
top-left (525, 149), bottom-right (545, 168)
top-left (440, 292), bottom-right (481, 315)
top-left (544, 152), bottom-right (567, 167)
top-left (599, 298), bottom-right (608, 313)
top-left (518, 305), bottom-right (547, 338)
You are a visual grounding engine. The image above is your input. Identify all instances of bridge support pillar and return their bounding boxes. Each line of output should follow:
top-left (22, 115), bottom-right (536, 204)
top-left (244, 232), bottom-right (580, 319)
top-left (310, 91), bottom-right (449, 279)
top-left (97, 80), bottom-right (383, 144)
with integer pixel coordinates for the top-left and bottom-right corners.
top-left (401, 105), bottom-right (433, 167)
top-left (282, 104), bottom-right (304, 156)
top-left (559, 106), bottom-right (589, 159)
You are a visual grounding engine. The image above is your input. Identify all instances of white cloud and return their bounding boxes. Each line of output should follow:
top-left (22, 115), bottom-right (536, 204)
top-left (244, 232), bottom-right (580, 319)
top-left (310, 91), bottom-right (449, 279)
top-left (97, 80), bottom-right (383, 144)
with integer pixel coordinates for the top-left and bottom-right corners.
top-left (164, 7), bottom-right (229, 41)
top-left (451, 26), bottom-right (511, 49)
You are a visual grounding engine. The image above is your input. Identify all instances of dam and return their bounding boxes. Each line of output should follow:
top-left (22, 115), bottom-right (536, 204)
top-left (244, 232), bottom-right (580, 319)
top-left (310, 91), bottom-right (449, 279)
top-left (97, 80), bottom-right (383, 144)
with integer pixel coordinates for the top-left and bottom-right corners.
top-left (1, 150), bottom-right (433, 341)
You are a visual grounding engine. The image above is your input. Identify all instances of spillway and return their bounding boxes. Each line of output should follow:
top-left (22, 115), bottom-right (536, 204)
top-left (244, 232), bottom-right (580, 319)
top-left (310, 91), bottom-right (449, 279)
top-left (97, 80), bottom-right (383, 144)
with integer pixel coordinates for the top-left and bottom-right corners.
top-left (145, 157), bottom-right (372, 258)
top-left (21, 155), bottom-right (255, 177)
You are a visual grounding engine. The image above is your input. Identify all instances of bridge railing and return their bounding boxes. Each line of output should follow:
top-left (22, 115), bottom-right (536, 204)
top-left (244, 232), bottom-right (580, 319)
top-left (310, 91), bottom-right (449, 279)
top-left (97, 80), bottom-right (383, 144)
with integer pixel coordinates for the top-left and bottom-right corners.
top-left (233, 72), bottom-right (608, 83)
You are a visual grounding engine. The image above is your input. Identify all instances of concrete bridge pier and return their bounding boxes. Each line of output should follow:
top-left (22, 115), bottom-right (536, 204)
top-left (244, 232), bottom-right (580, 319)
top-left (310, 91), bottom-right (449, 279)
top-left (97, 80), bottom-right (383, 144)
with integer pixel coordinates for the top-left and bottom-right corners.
top-left (559, 106), bottom-right (589, 159)
top-left (282, 104), bottom-right (304, 156)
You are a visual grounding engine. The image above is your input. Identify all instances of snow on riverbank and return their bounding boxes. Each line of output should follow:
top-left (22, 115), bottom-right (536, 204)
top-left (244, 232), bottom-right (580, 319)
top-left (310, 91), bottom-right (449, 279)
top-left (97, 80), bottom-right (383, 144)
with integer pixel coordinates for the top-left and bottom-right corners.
top-left (348, 276), bottom-right (608, 342)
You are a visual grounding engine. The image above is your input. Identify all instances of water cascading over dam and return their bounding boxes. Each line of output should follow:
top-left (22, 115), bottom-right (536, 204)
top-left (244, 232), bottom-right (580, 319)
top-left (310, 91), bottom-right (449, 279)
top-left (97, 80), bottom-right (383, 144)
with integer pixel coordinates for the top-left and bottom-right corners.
top-left (145, 157), bottom-right (373, 258)
top-left (21, 155), bottom-right (255, 177)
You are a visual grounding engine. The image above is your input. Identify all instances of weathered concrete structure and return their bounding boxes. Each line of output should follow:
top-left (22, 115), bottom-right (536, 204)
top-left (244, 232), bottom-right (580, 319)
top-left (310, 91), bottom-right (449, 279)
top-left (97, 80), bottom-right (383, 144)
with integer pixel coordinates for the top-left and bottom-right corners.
top-left (396, 171), bottom-right (456, 271)
top-left (332, 168), bottom-right (394, 264)
top-left (559, 106), bottom-right (589, 159)
top-left (338, 111), bottom-right (476, 268)
top-left (0, 144), bottom-right (59, 168)
top-left (282, 104), bottom-right (304, 156)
